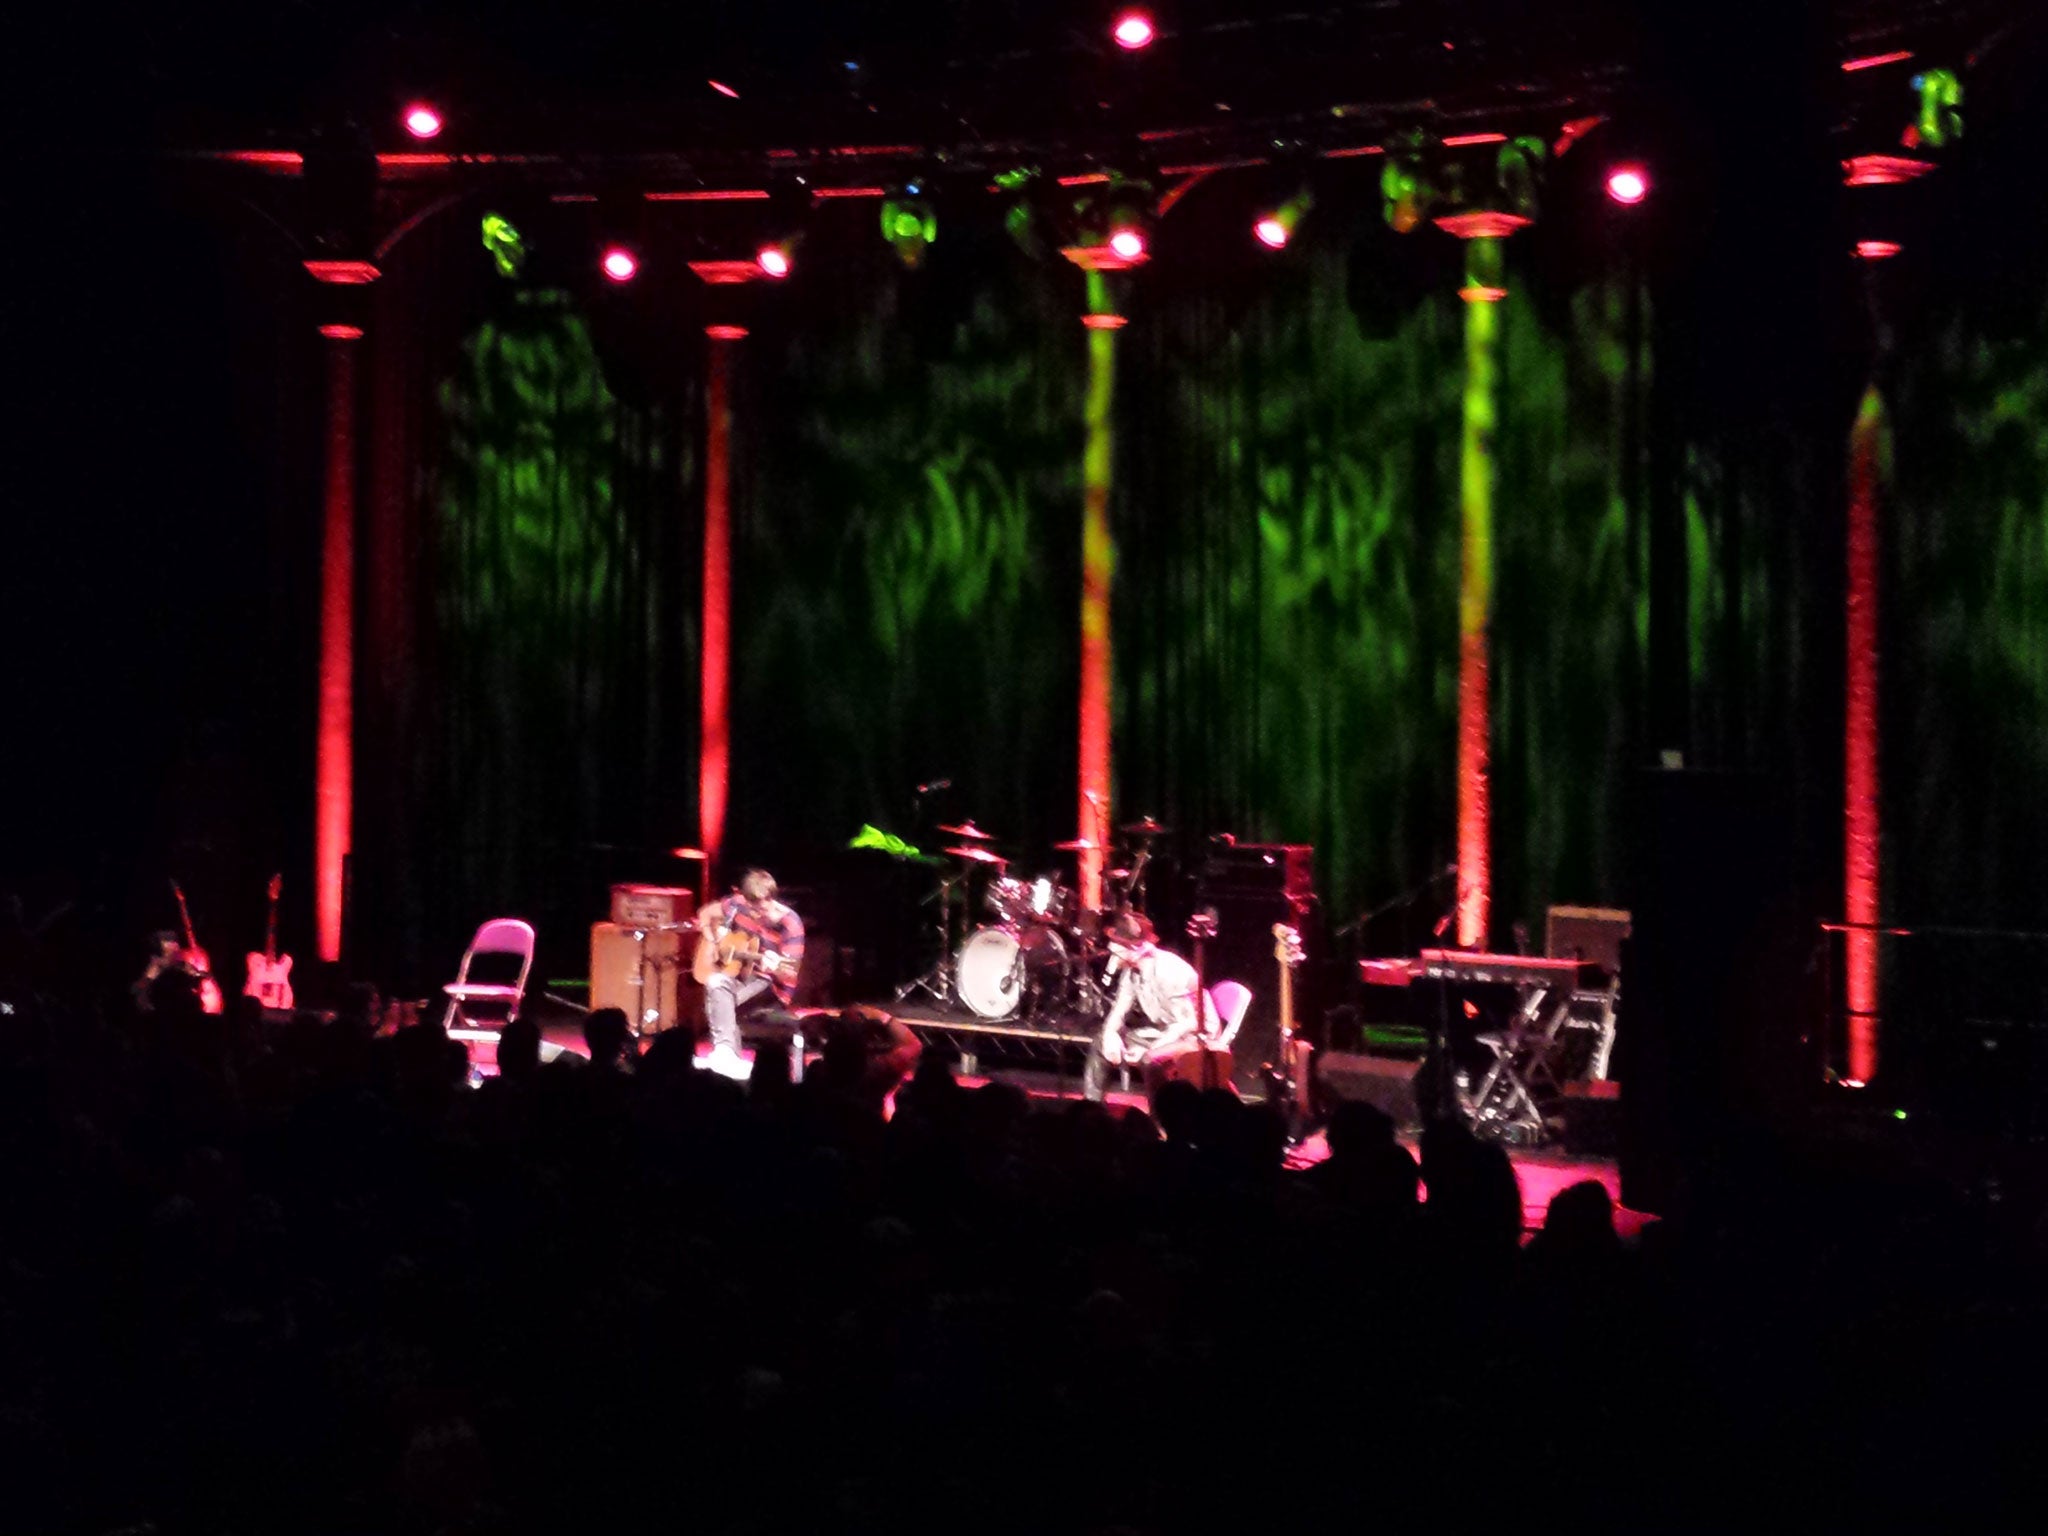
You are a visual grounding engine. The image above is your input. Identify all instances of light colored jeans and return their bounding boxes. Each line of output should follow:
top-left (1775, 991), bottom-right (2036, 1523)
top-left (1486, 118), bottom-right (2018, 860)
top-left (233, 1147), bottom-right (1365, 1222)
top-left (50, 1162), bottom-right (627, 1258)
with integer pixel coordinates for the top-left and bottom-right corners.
top-left (704, 973), bottom-right (771, 1054)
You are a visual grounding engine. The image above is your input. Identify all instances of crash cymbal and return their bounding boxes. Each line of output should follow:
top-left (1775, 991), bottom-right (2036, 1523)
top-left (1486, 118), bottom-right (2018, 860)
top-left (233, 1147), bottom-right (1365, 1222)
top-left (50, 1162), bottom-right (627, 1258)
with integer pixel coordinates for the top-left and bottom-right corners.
top-left (1120, 816), bottom-right (1170, 837)
top-left (1106, 868), bottom-right (1132, 882)
top-left (945, 845), bottom-right (1008, 865)
top-left (1052, 838), bottom-right (1103, 853)
top-left (937, 820), bottom-right (994, 841)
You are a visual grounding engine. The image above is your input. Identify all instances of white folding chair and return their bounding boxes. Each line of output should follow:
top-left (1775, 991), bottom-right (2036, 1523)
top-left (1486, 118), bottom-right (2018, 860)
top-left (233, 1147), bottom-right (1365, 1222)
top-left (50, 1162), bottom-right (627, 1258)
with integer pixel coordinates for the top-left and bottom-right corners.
top-left (441, 918), bottom-right (536, 1045)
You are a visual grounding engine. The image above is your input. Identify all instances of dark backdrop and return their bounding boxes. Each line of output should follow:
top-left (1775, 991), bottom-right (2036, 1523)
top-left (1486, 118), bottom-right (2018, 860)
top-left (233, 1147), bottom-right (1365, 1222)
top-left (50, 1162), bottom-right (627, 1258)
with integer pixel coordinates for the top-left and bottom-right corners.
top-left (6, 25), bottom-right (2048, 1013)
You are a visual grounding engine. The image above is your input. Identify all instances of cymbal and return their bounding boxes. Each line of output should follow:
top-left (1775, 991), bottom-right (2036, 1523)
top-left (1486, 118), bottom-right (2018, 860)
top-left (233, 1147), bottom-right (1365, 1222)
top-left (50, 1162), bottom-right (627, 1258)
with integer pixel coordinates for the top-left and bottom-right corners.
top-left (1120, 816), bottom-right (1169, 837)
top-left (945, 845), bottom-right (1008, 866)
top-left (937, 820), bottom-right (994, 841)
top-left (1052, 838), bottom-right (1102, 853)
top-left (1106, 868), bottom-right (1132, 882)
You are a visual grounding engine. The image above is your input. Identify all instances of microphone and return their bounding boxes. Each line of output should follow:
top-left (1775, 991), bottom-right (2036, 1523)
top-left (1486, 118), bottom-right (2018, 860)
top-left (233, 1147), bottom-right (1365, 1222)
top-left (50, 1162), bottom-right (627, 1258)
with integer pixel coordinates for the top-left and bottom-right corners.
top-left (915, 778), bottom-right (952, 795)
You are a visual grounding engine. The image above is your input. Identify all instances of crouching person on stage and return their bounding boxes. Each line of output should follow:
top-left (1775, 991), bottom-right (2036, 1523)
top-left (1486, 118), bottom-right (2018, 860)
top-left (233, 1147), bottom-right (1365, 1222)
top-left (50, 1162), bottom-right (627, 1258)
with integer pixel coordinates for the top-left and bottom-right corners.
top-left (695, 868), bottom-right (804, 1081)
top-left (1094, 910), bottom-right (1228, 1101)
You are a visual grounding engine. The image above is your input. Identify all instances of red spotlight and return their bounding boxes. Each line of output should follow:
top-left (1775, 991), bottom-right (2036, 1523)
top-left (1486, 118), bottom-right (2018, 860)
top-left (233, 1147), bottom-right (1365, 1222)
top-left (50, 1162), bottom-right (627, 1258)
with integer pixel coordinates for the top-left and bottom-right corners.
top-left (1112, 11), bottom-right (1155, 49)
top-left (403, 103), bottom-right (444, 140)
top-left (756, 245), bottom-right (792, 278)
top-left (1108, 227), bottom-right (1146, 261)
top-left (1254, 216), bottom-right (1290, 250)
top-left (1605, 165), bottom-right (1649, 205)
top-left (601, 247), bottom-right (638, 282)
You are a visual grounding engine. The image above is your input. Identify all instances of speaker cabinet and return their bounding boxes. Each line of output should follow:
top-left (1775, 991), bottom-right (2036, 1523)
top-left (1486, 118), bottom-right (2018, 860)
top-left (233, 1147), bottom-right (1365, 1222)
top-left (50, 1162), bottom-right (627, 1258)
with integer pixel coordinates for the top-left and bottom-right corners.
top-left (1315, 1051), bottom-right (1423, 1129)
top-left (589, 923), bottom-right (698, 1035)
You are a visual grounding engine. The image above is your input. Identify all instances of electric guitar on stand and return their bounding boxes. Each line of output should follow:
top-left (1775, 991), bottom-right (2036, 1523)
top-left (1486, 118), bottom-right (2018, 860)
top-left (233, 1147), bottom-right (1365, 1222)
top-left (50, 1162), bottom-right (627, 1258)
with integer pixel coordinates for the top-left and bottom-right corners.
top-left (169, 880), bottom-right (225, 1015)
top-left (244, 874), bottom-right (295, 1011)
top-left (1271, 922), bottom-right (1309, 1137)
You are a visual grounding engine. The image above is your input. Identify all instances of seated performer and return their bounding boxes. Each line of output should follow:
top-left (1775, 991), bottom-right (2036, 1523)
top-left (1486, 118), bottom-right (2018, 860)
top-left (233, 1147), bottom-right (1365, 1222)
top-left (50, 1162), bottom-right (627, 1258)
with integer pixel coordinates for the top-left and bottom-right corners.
top-left (1097, 910), bottom-right (1227, 1097)
top-left (695, 869), bottom-right (806, 1081)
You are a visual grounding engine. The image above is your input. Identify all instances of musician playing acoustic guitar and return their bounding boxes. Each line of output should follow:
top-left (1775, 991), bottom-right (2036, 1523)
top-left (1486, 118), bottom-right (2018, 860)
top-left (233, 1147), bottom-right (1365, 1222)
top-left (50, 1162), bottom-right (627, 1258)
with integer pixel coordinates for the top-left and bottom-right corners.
top-left (694, 868), bottom-right (805, 1081)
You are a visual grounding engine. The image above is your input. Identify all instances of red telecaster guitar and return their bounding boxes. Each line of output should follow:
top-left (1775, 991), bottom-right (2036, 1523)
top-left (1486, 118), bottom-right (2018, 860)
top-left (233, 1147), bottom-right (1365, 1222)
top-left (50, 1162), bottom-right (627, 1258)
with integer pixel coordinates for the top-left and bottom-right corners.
top-left (244, 873), bottom-right (294, 1011)
top-left (169, 880), bottom-right (225, 1015)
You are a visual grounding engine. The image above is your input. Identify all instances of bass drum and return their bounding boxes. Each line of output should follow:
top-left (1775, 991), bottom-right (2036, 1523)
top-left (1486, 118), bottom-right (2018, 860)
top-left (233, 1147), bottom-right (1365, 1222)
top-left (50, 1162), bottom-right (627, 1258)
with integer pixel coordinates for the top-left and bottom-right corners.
top-left (955, 924), bottom-right (1069, 1020)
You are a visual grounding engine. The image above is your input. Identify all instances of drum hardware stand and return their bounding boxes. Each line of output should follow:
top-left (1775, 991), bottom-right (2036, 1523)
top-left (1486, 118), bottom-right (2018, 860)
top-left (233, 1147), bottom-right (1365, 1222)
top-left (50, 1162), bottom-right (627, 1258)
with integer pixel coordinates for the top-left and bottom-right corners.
top-left (1128, 844), bottom-right (1153, 912)
top-left (894, 869), bottom-right (965, 1005)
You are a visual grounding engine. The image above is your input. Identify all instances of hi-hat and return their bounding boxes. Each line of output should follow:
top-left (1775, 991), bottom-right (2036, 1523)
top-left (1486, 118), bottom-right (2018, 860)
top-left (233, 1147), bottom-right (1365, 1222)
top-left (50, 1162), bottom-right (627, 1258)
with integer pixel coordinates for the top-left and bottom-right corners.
top-left (1053, 838), bottom-right (1103, 853)
top-left (1120, 816), bottom-right (1169, 837)
top-left (945, 845), bottom-right (1008, 865)
top-left (938, 820), bottom-right (995, 841)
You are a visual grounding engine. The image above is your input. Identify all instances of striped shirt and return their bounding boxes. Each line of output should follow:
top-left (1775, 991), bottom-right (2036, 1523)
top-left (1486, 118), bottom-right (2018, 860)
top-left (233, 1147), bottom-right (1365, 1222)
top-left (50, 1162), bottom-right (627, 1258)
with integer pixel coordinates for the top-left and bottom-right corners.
top-left (718, 895), bottom-right (806, 1004)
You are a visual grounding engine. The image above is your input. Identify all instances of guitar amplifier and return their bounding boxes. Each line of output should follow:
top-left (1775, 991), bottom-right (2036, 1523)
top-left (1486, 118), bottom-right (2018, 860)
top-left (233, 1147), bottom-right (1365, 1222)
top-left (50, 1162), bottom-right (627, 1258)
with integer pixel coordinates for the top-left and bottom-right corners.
top-left (590, 922), bottom-right (695, 1034)
top-left (1196, 840), bottom-right (1314, 907)
top-left (610, 883), bottom-right (696, 928)
top-left (1545, 905), bottom-right (1631, 977)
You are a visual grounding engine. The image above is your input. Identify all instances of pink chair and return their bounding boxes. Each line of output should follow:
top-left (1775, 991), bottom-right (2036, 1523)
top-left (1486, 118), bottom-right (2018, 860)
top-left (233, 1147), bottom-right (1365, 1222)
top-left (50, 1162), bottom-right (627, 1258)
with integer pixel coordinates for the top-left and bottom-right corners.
top-left (1207, 980), bottom-right (1254, 1049)
top-left (441, 918), bottom-right (536, 1044)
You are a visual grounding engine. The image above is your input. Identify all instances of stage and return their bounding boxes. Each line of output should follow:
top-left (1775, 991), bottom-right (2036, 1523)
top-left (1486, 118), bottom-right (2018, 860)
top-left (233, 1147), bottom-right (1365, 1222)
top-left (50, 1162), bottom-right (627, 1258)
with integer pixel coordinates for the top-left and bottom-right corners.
top-left (524, 1002), bottom-right (1649, 1239)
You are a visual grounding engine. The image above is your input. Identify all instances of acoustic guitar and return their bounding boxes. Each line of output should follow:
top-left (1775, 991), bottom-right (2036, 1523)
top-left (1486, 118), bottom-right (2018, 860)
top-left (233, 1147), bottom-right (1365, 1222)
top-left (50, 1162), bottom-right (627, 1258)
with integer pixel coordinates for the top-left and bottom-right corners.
top-left (244, 873), bottom-right (294, 1011)
top-left (692, 907), bottom-right (784, 986)
top-left (169, 880), bottom-right (225, 1015)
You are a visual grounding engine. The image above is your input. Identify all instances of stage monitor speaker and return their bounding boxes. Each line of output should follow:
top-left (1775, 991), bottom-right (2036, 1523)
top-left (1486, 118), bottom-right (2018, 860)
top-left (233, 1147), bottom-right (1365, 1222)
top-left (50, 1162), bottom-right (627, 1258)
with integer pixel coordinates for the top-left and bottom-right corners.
top-left (589, 923), bottom-right (695, 1035)
top-left (1618, 769), bottom-right (1812, 1215)
top-left (1314, 1051), bottom-right (1423, 1129)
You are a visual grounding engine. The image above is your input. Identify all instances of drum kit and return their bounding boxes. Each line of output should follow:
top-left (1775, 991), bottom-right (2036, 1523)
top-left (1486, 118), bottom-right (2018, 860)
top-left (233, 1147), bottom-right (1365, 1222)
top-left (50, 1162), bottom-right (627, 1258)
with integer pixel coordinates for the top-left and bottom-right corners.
top-left (892, 813), bottom-right (1172, 1022)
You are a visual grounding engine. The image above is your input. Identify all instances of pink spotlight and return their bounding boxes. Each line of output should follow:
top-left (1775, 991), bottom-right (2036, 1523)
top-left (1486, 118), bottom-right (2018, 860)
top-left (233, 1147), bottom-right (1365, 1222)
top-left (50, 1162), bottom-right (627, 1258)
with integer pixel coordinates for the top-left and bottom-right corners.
top-left (601, 247), bottom-right (638, 282)
top-left (1113, 11), bottom-right (1155, 49)
top-left (1108, 227), bottom-right (1146, 260)
top-left (1605, 165), bottom-right (1649, 205)
top-left (757, 245), bottom-right (792, 278)
top-left (1254, 216), bottom-right (1290, 250)
top-left (403, 103), bottom-right (444, 140)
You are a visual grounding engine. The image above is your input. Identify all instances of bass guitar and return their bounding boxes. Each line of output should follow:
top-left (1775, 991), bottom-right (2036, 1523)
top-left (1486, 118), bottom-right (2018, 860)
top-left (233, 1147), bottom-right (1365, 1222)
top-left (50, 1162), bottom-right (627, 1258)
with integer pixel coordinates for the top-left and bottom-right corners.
top-left (1270, 922), bottom-right (1309, 1132)
top-left (169, 880), bottom-right (225, 1015)
top-left (244, 873), bottom-right (295, 1011)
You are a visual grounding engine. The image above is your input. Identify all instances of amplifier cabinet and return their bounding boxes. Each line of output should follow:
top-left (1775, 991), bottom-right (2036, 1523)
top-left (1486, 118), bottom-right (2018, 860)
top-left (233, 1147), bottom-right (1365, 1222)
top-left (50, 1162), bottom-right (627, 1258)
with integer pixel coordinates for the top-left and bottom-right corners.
top-left (590, 922), bottom-right (696, 1035)
top-left (610, 883), bottom-right (696, 929)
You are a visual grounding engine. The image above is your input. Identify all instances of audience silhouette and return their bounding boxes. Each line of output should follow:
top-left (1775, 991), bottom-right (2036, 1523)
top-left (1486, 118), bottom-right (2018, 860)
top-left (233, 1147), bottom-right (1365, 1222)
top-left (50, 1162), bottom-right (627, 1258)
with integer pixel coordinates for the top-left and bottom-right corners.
top-left (0, 940), bottom-right (2033, 1532)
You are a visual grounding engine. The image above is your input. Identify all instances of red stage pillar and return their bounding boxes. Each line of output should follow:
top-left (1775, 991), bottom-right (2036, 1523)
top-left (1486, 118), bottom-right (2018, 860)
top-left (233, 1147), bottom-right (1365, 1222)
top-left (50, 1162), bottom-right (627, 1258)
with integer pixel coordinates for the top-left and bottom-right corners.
top-left (1062, 251), bottom-right (1140, 911)
top-left (1077, 298), bottom-right (1122, 910)
top-left (700, 323), bottom-right (748, 902)
top-left (1844, 384), bottom-right (1887, 1084)
top-left (1434, 215), bottom-right (1527, 949)
top-left (316, 328), bottom-right (358, 963)
top-left (307, 263), bottom-right (377, 964)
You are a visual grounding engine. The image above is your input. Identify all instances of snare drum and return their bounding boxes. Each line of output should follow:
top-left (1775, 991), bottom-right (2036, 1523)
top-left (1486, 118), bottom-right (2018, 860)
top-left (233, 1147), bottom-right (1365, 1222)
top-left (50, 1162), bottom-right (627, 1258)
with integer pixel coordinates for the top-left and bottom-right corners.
top-left (954, 924), bottom-right (1070, 1020)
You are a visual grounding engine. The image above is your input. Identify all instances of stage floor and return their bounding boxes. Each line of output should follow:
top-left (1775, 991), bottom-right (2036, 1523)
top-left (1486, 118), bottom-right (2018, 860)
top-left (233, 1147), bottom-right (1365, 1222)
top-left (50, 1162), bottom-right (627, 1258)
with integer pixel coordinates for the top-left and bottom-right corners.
top-left (527, 1015), bottom-right (1647, 1239)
